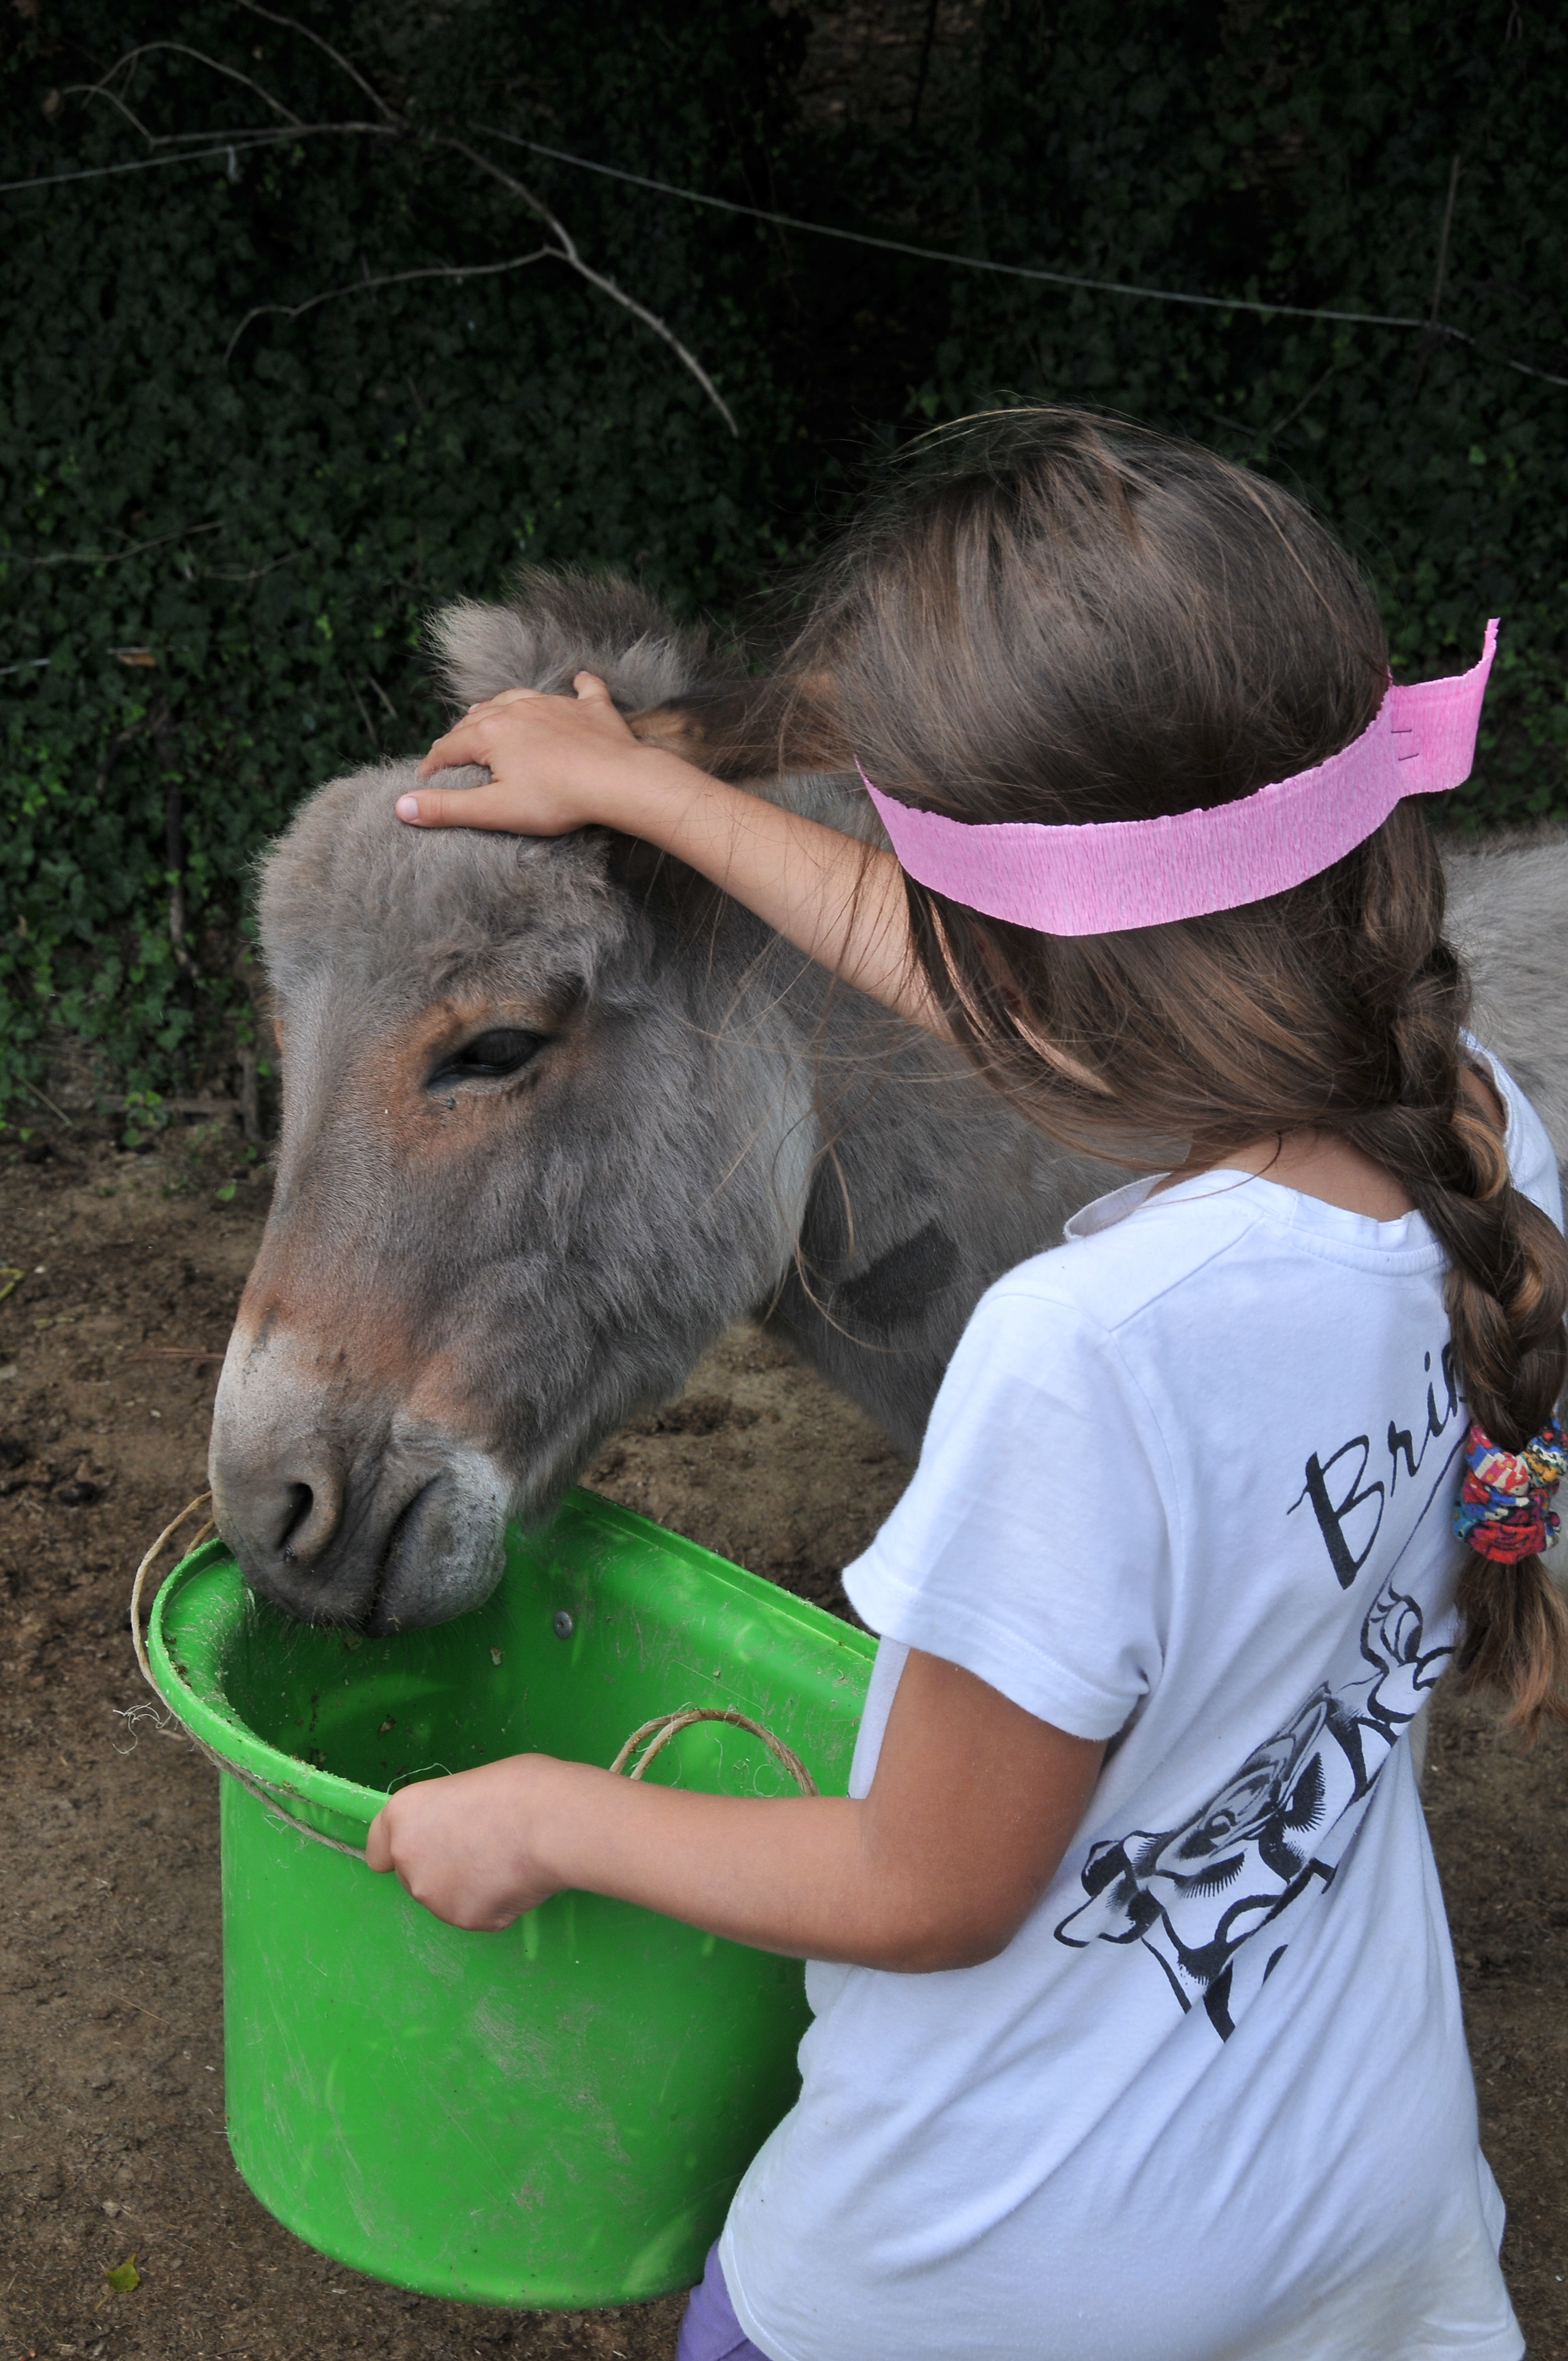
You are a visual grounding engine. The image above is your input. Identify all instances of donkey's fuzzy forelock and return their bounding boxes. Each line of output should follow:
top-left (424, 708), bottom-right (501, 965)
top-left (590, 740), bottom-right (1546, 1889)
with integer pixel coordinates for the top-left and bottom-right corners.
top-left (260, 574), bottom-right (726, 1013)
top-left (257, 761), bottom-right (640, 1019)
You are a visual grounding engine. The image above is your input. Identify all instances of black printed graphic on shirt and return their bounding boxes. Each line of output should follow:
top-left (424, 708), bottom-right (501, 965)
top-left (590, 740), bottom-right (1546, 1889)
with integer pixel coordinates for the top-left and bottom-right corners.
top-left (1053, 1577), bottom-right (1453, 2039)
top-left (1288, 1343), bottom-right (1461, 1587)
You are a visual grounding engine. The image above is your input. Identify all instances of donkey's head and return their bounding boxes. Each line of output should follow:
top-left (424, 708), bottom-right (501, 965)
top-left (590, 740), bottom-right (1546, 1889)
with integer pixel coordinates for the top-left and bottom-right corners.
top-left (208, 580), bottom-right (822, 1630)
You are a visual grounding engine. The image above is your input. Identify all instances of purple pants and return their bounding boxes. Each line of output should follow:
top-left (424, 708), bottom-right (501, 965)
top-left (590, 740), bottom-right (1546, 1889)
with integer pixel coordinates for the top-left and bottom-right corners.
top-left (675, 2242), bottom-right (770, 2361)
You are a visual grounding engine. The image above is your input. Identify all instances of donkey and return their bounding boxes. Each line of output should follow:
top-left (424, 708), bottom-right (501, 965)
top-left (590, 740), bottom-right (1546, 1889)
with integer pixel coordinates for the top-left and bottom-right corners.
top-left (209, 575), bottom-right (1568, 1633)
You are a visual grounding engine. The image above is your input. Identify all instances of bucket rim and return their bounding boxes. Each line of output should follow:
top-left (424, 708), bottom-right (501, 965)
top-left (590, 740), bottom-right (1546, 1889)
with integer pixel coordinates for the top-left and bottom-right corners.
top-left (146, 1539), bottom-right (388, 1837)
top-left (144, 1489), bottom-right (877, 1845)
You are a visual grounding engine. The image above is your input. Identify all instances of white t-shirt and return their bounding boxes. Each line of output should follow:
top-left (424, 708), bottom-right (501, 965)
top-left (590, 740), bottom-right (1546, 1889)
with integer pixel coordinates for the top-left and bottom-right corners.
top-left (721, 1049), bottom-right (1558, 2361)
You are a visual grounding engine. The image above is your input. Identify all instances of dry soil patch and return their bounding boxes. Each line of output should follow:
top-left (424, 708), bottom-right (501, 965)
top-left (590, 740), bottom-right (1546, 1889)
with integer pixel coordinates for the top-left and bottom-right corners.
top-left (0, 1125), bottom-right (1562, 2359)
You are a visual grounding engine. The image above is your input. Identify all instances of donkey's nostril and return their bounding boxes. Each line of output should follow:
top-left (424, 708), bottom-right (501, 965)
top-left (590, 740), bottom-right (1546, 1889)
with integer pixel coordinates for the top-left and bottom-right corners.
top-left (220, 1462), bottom-right (346, 1577)
top-left (277, 1481), bottom-right (314, 1563)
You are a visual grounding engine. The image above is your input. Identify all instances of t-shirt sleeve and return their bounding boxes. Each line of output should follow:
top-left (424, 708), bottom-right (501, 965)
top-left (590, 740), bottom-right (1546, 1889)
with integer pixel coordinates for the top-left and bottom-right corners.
top-left (842, 1276), bottom-right (1177, 1742)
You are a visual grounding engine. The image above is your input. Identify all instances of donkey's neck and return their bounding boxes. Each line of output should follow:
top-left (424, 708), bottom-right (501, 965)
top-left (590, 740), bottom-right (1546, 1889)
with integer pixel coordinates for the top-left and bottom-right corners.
top-left (686, 877), bottom-right (1111, 1460)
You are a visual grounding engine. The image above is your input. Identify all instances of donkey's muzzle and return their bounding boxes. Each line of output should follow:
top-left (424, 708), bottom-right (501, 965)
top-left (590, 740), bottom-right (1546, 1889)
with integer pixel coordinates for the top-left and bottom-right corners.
top-left (208, 1321), bottom-right (510, 1630)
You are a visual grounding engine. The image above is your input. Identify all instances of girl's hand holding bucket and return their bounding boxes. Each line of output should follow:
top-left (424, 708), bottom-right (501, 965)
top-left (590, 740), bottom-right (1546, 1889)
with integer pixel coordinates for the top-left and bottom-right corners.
top-left (364, 1652), bottom-right (1104, 1968)
top-left (366, 1754), bottom-right (579, 1930)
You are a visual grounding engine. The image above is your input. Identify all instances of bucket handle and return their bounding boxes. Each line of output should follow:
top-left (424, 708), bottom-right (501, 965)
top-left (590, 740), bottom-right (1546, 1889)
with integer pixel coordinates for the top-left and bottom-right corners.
top-left (611, 1711), bottom-right (819, 1796)
top-left (132, 1499), bottom-right (820, 1866)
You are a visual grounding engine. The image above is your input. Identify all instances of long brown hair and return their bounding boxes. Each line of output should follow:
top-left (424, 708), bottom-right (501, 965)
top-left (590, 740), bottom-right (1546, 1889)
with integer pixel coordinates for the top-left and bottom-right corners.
top-left (791, 409), bottom-right (1568, 1737)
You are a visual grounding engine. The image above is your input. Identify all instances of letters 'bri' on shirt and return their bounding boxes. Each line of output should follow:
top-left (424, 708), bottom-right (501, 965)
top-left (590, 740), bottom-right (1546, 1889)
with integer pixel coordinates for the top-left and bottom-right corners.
top-left (721, 1046), bottom-right (1558, 2361)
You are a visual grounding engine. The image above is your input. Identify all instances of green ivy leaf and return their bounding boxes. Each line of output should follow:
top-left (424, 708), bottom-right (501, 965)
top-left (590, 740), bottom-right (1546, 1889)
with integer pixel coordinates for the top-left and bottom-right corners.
top-left (2, 0), bottom-right (1565, 1126)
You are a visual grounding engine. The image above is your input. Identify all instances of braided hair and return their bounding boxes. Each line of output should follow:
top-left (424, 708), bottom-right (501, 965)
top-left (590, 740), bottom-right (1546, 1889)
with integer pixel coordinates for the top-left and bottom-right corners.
top-left (1344, 812), bottom-right (1568, 1728)
top-left (792, 408), bottom-right (1568, 1736)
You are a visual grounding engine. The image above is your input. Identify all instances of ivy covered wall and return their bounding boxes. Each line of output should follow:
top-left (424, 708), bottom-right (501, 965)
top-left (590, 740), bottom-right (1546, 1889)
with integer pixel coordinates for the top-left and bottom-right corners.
top-left (2, 1), bottom-right (1564, 1117)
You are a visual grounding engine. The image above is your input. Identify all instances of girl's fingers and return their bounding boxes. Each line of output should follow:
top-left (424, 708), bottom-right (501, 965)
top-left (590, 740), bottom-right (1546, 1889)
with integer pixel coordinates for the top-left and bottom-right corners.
top-left (415, 679), bottom-right (611, 779)
top-left (417, 724), bottom-right (489, 777)
top-left (395, 782), bottom-right (560, 831)
top-left (401, 671), bottom-right (635, 829)
top-left (417, 690), bottom-right (546, 773)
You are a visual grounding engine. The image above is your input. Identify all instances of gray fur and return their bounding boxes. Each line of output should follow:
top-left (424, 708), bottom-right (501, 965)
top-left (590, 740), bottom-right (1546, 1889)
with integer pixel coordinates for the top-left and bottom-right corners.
top-left (1442, 824), bottom-right (1568, 1172)
top-left (208, 579), bottom-right (1568, 1631)
top-left (428, 568), bottom-right (729, 714)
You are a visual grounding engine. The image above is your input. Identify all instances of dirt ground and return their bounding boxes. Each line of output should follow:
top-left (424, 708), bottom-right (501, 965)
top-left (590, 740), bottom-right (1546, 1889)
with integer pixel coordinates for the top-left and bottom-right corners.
top-left (0, 1117), bottom-right (1564, 2361)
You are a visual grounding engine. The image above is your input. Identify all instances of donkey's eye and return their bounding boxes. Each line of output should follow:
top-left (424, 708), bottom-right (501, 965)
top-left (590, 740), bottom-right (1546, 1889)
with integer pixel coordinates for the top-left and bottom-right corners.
top-left (429, 1029), bottom-right (546, 1086)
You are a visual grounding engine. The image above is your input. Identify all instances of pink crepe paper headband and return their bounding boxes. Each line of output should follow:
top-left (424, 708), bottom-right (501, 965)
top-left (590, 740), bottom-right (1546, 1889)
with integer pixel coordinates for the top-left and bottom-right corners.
top-left (857, 619), bottom-right (1499, 936)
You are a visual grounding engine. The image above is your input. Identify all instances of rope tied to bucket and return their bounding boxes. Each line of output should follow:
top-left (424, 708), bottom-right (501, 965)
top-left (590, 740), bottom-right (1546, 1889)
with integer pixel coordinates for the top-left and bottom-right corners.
top-left (131, 1499), bottom-right (819, 1864)
top-left (611, 1711), bottom-right (818, 1795)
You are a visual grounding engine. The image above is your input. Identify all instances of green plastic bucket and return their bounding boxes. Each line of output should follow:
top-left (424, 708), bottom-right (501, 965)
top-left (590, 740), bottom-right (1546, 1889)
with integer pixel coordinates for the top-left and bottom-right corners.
top-left (146, 1488), bottom-right (874, 2308)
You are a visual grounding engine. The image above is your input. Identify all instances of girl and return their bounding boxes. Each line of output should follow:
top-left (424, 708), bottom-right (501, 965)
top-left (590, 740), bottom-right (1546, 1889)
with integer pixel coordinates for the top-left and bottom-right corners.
top-left (368, 412), bottom-right (1568, 2361)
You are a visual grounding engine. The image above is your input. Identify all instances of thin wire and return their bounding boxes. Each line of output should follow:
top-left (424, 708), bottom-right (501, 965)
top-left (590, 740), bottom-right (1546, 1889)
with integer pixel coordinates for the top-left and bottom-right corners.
top-left (0, 136), bottom-right (285, 193)
top-left (477, 127), bottom-right (1568, 388)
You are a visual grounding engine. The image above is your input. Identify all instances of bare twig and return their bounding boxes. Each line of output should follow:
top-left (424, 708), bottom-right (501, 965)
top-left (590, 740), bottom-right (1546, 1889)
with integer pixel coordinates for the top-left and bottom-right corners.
top-left (59, 80), bottom-right (162, 145)
top-left (1259, 363), bottom-right (1340, 445)
top-left (1501, 353), bottom-right (1568, 389)
top-left (21, 1079), bottom-right (73, 1128)
top-left (553, 248), bottom-right (741, 437)
top-left (194, 550), bottom-right (296, 582)
top-left (9, 69), bottom-right (1568, 399)
top-left (84, 42), bottom-right (303, 128)
top-left (56, 101), bottom-right (341, 154)
top-left (40, 38), bottom-right (731, 433)
top-left (349, 676), bottom-right (378, 748)
top-left (101, 123), bottom-right (297, 145)
top-left (1429, 154), bottom-right (1462, 326)
top-left (445, 136), bottom-right (740, 434)
top-left (2, 119), bottom-right (398, 199)
top-left (235, 0), bottom-right (398, 125)
top-left (170, 120), bottom-right (394, 148)
top-left (0, 137), bottom-right (285, 193)
top-left (1411, 156), bottom-right (1464, 398)
top-left (910, 0), bottom-right (941, 131)
top-left (109, 1990), bottom-right (176, 2027)
top-left (479, 122), bottom-right (1568, 391)
top-left (23, 520), bottom-right (222, 569)
top-left (223, 249), bottom-right (551, 363)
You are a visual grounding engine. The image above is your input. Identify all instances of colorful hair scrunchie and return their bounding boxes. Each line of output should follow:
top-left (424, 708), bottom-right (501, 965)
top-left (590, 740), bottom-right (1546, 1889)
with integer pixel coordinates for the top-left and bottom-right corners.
top-left (1452, 1417), bottom-right (1568, 1562)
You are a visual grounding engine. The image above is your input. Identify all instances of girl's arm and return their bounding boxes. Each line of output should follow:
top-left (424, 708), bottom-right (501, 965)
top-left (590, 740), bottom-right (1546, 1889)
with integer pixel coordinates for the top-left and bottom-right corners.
top-left (364, 1649), bottom-right (1104, 1972)
top-left (397, 672), bottom-right (943, 1035)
